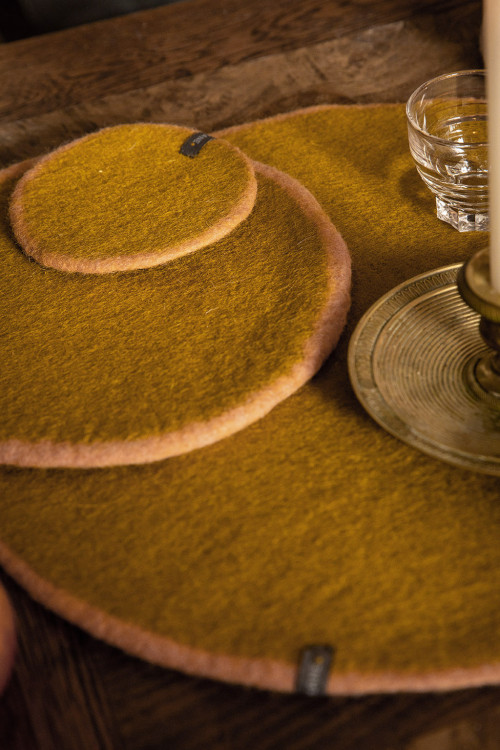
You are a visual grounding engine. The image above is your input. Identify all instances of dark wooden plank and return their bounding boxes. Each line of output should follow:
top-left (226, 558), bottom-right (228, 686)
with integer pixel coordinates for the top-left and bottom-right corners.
top-left (0, 2), bottom-right (483, 166)
top-left (95, 651), bottom-right (500, 750)
top-left (0, 0), bottom-right (480, 123)
top-left (2, 570), bottom-right (500, 749)
top-left (0, 571), bottom-right (123, 750)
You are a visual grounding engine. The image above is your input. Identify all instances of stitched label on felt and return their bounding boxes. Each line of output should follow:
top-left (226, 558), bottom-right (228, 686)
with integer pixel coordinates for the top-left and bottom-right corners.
top-left (296, 645), bottom-right (334, 695)
top-left (180, 132), bottom-right (214, 158)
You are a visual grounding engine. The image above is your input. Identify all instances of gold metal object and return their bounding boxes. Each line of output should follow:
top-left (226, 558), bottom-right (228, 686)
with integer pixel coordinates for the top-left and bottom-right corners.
top-left (457, 248), bottom-right (500, 404)
top-left (348, 263), bottom-right (500, 475)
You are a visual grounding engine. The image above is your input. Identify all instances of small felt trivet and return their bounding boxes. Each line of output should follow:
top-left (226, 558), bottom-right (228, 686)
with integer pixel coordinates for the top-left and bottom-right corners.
top-left (9, 123), bottom-right (257, 273)
top-left (0, 105), bottom-right (499, 697)
top-left (0, 160), bottom-right (350, 468)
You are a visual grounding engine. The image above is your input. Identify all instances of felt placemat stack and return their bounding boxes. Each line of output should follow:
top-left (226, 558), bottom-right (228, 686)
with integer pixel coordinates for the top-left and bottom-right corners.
top-left (0, 124), bottom-right (349, 468)
top-left (1, 104), bottom-right (499, 696)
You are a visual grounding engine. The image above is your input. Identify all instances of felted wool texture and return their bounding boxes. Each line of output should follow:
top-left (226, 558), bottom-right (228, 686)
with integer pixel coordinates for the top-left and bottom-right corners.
top-left (0, 160), bottom-right (350, 468)
top-left (9, 123), bottom-right (258, 273)
top-left (0, 105), bottom-right (499, 696)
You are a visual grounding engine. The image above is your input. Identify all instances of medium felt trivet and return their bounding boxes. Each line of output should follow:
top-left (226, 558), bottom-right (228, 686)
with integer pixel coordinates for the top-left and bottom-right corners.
top-left (0, 105), bottom-right (499, 697)
top-left (0, 159), bottom-right (349, 468)
top-left (9, 123), bottom-right (258, 273)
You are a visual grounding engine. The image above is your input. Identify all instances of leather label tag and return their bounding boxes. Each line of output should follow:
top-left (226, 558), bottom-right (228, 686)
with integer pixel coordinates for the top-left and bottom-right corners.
top-left (179, 132), bottom-right (214, 158)
top-left (296, 645), bottom-right (334, 696)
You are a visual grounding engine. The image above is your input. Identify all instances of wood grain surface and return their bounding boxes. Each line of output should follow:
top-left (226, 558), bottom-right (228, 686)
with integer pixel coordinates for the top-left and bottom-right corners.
top-left (0, 0), bottom-right (482, 165)
top-left (0, 0), bottom-right (478, 123)
top-left (1, 1), bottom-right (499, 748)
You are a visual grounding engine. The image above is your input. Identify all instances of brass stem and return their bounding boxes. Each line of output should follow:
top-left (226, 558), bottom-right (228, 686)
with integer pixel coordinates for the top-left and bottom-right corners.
top-left (457, 248), bottom-right (500, 403)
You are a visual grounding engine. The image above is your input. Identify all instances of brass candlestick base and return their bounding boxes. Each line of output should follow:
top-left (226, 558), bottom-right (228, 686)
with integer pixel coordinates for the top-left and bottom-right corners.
top-left (348, 258), bottom-right (500, 476)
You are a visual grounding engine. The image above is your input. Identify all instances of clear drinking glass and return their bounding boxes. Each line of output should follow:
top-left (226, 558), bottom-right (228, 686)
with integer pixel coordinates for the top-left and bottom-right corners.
top-left (406, 70), bottom-right (488, 232)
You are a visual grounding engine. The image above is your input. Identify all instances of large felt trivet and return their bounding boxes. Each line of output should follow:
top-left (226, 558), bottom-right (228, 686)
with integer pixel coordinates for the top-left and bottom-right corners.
top-left (9, 124), bottom-right (257, 273)
top-left (0, 160), bottom-right (349, 468)
top-left (0, 105), bottom-right (499, 696)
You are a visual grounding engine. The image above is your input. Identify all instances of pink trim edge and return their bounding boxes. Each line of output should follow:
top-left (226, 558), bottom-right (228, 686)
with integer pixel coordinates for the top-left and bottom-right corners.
top-left (1, 539), bottom-right (500, 696)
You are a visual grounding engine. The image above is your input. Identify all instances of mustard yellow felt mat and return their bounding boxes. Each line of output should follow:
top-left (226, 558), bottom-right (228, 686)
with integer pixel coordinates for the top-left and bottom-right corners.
top-left (1, 104), bottom-right (499, 695)
top-left (0, 159), bottom-right (349, 468)
top-left (10, 123), bottom-right (258, 273)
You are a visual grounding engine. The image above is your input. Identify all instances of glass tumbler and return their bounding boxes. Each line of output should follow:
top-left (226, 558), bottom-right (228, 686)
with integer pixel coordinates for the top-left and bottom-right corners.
top-left (406, 70), bottom-right (488, 232)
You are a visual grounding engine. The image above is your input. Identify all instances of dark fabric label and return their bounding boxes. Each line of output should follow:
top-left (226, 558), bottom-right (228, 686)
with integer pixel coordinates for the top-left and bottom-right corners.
top-left (296, 645), bottom-right (334, 696)
top-left (179, 132), bottom-right (214, 158)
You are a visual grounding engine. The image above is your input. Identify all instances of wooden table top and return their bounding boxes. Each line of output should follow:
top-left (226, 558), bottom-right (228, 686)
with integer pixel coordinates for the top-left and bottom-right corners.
top-left (2, 1), bottom-right (500, 748)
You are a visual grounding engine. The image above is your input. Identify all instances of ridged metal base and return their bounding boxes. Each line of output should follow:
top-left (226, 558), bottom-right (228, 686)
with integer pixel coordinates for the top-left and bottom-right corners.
top-left (348, 264), bottom-right (500, 475)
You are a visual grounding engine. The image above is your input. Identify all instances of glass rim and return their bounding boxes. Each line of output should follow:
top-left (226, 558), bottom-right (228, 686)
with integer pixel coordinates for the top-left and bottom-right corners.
top-left (406, 69), bottom-right (487, 148)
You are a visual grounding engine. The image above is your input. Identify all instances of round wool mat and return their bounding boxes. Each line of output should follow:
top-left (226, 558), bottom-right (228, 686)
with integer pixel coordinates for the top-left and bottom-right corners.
top-left (9, 123), bottom-right (257, 273)
top-left (0, 160), bottom-right (349, 468)
top-left (1, 105), bottom-right (499, 696)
